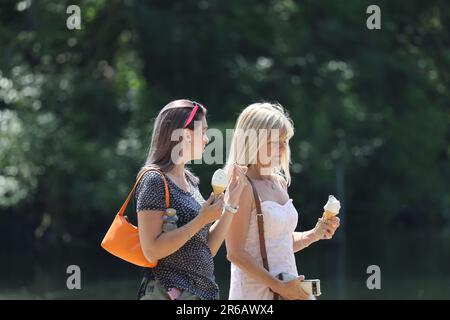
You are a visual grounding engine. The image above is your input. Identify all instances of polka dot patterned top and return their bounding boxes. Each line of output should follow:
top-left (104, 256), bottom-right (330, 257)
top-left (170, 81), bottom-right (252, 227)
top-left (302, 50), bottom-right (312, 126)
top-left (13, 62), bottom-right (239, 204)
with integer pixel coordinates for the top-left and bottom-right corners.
top-left (135, 170), bottom-right (219, 300)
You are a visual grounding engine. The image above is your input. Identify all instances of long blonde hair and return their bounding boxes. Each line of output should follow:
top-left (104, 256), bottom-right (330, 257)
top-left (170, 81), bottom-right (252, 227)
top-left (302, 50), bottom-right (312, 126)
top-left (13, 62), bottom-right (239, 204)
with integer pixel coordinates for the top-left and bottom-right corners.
top-left (224, 102), bottom-right (294, 185)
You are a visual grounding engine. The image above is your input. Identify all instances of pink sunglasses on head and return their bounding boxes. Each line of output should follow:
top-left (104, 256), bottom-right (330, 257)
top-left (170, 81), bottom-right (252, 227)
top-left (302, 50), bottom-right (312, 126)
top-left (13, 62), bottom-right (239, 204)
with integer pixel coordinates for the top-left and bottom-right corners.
top-left (183, 101), bottom-right (205, 128)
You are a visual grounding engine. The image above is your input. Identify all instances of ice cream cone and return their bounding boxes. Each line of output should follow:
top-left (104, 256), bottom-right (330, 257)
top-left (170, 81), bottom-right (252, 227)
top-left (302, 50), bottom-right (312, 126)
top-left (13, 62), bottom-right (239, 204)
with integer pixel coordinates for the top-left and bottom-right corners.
top-left (211, 169), bottom-right (227, 195)
top-left (212, 185), bottom-right (226, 196)
top-left (323, 210), bottom-right (337, 219)
top-left (322, 195), bottom-right (340, 219)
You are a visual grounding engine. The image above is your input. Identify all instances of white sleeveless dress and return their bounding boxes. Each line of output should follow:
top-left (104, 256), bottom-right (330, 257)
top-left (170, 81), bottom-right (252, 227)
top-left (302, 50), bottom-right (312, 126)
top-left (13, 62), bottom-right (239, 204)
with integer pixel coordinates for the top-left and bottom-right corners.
top-left (229, 198), bottom-right (300, 300)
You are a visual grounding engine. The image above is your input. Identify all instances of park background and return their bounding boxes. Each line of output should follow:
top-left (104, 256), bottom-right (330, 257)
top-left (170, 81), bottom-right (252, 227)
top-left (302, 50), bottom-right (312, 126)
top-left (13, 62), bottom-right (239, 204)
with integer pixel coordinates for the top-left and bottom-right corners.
top-left (0, 0), bottom-right (449, 299)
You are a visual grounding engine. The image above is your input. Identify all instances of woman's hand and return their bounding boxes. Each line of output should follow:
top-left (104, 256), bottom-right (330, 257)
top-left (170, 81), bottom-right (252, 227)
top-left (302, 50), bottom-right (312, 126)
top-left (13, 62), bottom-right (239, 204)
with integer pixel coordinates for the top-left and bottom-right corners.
top-left (224, 162), bottom-right (248, 208)
top-left (199, 193), bottom-right (224, 225)
top-left (313, 216), bottom-right (340, 240)
top-left (273, 275), bottom-right (310, 300)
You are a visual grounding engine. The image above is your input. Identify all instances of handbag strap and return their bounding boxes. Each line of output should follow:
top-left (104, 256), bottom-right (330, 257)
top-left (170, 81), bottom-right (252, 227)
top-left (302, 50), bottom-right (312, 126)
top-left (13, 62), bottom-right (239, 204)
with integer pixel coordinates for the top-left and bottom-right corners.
top-left (118, 168), bottom-right (170, 217)
top-left (247, 176), bottom-right (281, 300)
top-left (247, 177), bottom-right (269, 271)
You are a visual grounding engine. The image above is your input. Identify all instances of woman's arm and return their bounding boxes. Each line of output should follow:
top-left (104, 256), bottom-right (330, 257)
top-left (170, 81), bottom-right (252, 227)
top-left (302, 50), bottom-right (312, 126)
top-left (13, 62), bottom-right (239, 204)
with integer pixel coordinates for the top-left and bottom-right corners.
top-left (207, 209), bottom-right (235, 257)
top-left (292, 230), bottom-right (320, 253)
top-left (138, 210), bottom-right (208, 263)
top-left (292, 217), bottom-right (341, 253)
top-left (138, 192), bottom-right (222, 262)
top-left (274, 174), bottom-right (340, 253)
top-left (208, 163), bottom-right (248, 257)
top-left (225, 184), bottom-right (283, 292)
top-left (273, 176), bottom-right (318, 253)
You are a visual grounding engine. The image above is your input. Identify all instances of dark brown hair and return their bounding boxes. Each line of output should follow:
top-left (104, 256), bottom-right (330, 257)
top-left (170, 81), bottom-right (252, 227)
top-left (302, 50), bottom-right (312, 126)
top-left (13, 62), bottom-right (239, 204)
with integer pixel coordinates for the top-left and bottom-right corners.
top-left (138, 99), bottom-right (207, 184)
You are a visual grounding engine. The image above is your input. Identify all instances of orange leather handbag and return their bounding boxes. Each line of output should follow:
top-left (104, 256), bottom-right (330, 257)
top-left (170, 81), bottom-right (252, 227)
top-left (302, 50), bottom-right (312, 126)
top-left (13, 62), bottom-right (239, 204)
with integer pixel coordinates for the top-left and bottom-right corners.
top-left (101, 168), bottom-right (170, 267)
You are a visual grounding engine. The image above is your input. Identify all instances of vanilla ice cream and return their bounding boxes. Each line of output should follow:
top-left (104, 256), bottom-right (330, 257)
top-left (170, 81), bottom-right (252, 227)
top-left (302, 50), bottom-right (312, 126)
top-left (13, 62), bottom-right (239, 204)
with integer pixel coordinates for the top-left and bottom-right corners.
top-left (322, 195), bottom-right (341, 219)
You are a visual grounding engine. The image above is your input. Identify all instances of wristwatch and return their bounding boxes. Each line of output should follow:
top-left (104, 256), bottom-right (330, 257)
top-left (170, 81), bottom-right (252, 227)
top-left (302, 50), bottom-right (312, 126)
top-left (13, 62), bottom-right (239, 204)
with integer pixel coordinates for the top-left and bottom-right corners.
top-left (223, 202), bottom-right (239, 214)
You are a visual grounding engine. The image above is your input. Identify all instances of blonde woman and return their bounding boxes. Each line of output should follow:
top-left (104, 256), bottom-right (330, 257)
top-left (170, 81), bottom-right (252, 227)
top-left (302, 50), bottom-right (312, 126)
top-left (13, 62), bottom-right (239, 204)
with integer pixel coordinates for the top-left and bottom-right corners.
top-left (224, 103), bottom-right (340, 300)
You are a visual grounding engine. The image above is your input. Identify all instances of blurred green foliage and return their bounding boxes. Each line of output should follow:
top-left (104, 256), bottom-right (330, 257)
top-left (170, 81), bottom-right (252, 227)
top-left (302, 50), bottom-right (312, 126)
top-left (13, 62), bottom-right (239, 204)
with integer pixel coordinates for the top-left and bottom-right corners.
top-left (0, 0), bottom-right (449, 297)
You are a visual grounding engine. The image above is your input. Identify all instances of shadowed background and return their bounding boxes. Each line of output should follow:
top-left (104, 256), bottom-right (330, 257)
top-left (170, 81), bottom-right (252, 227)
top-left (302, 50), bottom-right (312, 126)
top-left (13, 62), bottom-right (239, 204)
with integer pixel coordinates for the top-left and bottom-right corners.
top-left (0, 0), bottom-right (449, 299)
